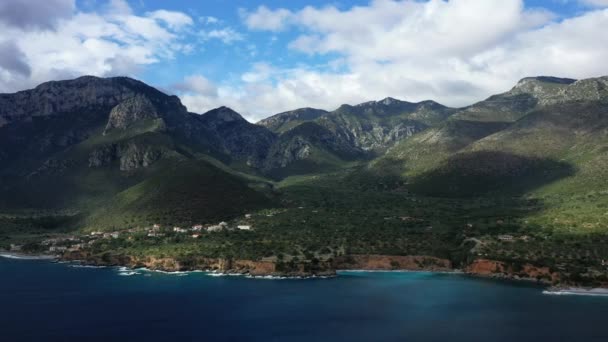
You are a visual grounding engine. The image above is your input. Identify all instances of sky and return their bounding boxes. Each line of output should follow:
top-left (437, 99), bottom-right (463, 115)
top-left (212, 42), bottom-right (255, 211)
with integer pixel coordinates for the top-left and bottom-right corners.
top-left (0, 0), bottom-right (607, 121)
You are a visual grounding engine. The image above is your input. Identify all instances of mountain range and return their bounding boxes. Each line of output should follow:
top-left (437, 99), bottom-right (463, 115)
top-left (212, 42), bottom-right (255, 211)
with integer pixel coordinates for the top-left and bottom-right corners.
top-left (1, 74), bottom-right (608, 283)
top-left (1, 75), bottom-right (607, 222)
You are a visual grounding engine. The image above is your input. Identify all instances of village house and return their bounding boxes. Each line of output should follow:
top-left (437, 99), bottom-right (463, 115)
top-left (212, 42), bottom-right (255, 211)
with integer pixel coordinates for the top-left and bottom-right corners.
top-left (192, 225), bottom-right (204, 231)
top-left (245, 214), bottom-right (252, 219)
top-left (10, 244), bottom-right (22, 252)
top-left (49, 246), bottom-right (67, 252)
top-left (191, 234), bottom-right (201, 238)
top-left (498, 235), bottom-right (514, 242)
top-left (237, 225), bottom-right (251, 230)
top-left (67, 244), bottom-right (85, 252)
top-left (173, 227), bottom-right (188, 233)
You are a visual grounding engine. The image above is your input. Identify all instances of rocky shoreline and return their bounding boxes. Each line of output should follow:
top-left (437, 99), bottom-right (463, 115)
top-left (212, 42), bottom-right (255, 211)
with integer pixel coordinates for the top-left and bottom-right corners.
top-left (59, 251), bottom-right (455, 278)
top-left (3, 249), bottom-right (606, 289)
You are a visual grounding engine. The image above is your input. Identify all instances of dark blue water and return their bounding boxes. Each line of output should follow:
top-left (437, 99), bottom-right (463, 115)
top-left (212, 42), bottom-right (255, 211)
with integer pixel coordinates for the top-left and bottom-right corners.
top-left (1, 257), bottom-right (607, 342)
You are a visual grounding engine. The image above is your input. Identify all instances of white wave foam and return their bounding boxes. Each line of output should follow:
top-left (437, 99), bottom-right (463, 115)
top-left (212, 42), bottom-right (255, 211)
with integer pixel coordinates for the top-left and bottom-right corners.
top-left (69, 264), bottom-right (107, 269)
top-left (0, 253), bottom-right (56, 260)
top-left (543, 288), bottom-right (608, 297)
top-left (136, 267), bottom-right (189, 275)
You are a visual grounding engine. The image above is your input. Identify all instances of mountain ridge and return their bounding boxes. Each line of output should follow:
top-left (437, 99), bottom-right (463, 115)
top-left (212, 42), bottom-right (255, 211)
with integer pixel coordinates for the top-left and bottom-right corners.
top-left (2, 74), bottom-right (608, 286)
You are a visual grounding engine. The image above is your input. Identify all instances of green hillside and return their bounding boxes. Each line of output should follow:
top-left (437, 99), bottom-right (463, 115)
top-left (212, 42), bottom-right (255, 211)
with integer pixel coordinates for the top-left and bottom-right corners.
top-left (2, 75), bottom-right (608, 285)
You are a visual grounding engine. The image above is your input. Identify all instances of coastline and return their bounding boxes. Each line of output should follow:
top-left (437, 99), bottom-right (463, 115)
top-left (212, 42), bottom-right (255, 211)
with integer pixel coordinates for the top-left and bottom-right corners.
top-left (543, 287), bottom-right (608, 297)
top-left (4, 249), bottom-right (607, 293)
top-left (0, 251), bottom-right (58, 260)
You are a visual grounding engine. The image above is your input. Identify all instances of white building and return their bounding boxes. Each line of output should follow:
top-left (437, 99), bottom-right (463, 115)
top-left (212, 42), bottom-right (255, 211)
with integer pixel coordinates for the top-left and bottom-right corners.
top-left (207, 225), bottom-right (223, 232)
top-left (498, 235), bottom-right (514, 241)
top-left (237, 225), bottom-right (251, 230)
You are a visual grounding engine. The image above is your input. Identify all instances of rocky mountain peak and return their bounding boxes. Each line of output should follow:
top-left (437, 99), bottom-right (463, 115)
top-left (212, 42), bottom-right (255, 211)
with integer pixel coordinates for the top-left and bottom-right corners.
top-left (0, 75), bottom-right (174, 127)
top-left (515, 76), bottom-right (577, 87)
top-left (104, 95), bottom-right (160, 133)
top-left (201, 107), bottom-right (248, 128)
top-left (510, 76), bottom-right (574, 97)
top-left (256, 107), bottom-right (330, 132)
top-left (379, 97), bottom-right (399, 106)
top-left (509, 75), bottom-right (608, 105)
top-left (565, 76), bottom-right (608, 101)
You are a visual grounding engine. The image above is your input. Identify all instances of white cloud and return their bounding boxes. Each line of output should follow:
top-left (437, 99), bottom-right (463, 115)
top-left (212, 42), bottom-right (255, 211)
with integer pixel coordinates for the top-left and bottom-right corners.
top-left (201, 28), bottom-right (244, 44)
top-left (105, 0), bottom-right (132, 16)
top-left (203, 0), bottom-right (608, 122)
top-left (0, 0), bottom-right (75, 30)
top-left (579, 0), bottom-right (608, 7)
top-left (200, 16), bottom-right (219, 25)
top-left (241, 6), bottom-right (293, 31)
top-left (0, 0), bottom-right (196, 92)
top-left (173, 75), bottom-right (218, 97)
top-left (241, 62), bottom-right (275, 83)
top-left (148, 10), bottom-right (194, 30)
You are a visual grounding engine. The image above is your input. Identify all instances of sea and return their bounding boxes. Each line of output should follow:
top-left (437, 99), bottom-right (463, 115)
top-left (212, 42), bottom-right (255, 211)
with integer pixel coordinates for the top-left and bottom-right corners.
top-left (1, 256), bottom-right (607, 342)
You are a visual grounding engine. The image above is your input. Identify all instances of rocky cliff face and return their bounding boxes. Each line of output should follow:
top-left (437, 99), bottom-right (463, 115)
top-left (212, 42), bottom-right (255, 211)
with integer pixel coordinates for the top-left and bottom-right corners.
top-left (510, 76), bottom-right (608, 105)
top-left (104, 95), bottom-right (160, 132)
top-left (198, 106), bottom-right (277, 167)
top-left (88, 141), bottom-right (173, 171)
top-left (318, 113), bottom-right (426, 152)
top-left (453, 76), bottom-right (608, 123)
top-left (311, 99), bottom-right (453, 153)
top-left (466, 258), bottom-right (560, 284)
top-left (333, 255), bottom-right (453, 271)
top-left (258, 98), bottom-right (453, 160)
top-left (257, 107), bottom-right (329, 132)
top-left (0, 76), bottom-right (188, 174)
top-left (262, 122), bottom-right (363, 171)
top-left (0, 76), bottom-right (172, 127)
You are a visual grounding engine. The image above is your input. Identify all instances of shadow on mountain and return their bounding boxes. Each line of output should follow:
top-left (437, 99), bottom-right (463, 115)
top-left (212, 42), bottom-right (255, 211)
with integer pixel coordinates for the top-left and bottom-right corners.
top-left (407, 151), bottom-right (576, 197)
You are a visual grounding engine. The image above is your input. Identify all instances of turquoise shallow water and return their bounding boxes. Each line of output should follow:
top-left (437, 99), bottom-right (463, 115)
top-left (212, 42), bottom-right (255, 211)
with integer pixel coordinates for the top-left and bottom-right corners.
top-left (1, 257), bottom-right (607, 342)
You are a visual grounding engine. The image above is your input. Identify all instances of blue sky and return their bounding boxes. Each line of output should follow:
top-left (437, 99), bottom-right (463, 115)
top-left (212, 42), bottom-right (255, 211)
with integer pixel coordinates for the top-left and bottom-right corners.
top-left (1, 0), bottom-right (607, 120)
top-left (102, 0), bottom-right (602, 93)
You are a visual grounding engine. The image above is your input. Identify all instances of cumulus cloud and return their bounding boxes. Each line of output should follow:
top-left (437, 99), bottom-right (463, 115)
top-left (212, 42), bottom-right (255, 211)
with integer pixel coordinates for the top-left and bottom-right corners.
top-left (241, 6), bottom-right (293, 31)
top-left (0, 0), bottom-right (75, 30)
top-left (580, 0), bottom-right (608, 7)
top-left (241, 63), bottom-right (275, 83)
top-left (0, 0), bottom-right (197, 92)
top-left (148, 10), bottom-right (194, 30)
top-left (200, 16), bottom-right (220, 25)
top-left (200, 0), bottom-right (608, 121)
top-left (0, 40), bottom-right (31, 77)
top-left (201, 28), bottom-right (244, 44)
top-left (173, 75), bottom-right (218, 97)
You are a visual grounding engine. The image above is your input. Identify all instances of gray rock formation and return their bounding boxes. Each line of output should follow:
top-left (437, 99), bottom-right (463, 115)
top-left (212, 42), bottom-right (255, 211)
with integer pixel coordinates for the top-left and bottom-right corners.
top-left (104, 95), bottom-right (159, 133)
top-left (88, 141), bottom-right (169, 171)
top-left (257, 108), bottom-right (329, 132)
